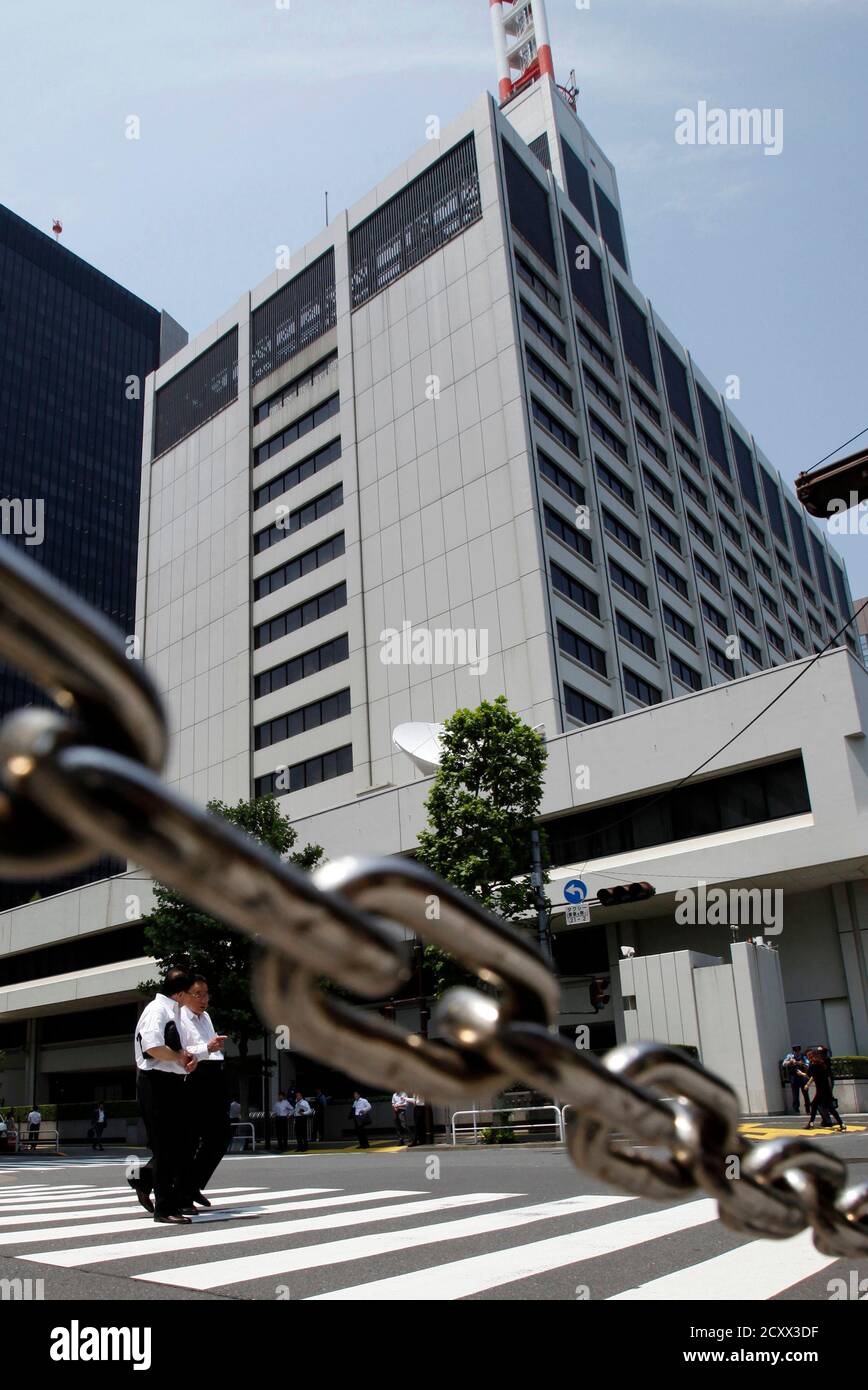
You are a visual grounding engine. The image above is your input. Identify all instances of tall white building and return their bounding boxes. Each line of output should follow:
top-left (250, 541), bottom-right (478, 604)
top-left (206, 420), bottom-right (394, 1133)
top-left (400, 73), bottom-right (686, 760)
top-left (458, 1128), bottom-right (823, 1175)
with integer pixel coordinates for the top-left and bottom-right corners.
top-left (1, 4), bottom-right (864, 1113)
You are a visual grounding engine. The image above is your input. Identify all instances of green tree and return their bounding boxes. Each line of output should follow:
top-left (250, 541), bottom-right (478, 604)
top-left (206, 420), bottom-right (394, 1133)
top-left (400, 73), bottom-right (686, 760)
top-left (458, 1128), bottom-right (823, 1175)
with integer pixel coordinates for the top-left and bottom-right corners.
top-left (139, 795), bottom-right (324, 1112)
top-left (416, 695), bottom-right (549, 995)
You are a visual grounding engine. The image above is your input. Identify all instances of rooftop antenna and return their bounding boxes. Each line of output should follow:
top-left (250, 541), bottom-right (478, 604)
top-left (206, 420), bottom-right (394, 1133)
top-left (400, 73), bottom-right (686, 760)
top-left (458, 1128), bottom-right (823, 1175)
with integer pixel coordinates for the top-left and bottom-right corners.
top-left (489, 0), bottom-right (555, 106)
top-left (324, 191), bottom-right (329, 226)
top-left (51, 218), bottom-right (62, 241)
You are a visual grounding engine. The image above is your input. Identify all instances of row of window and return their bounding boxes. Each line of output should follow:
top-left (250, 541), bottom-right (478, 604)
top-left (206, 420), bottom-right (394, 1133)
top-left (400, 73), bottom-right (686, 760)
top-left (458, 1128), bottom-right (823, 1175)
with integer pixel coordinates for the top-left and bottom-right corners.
top-left (254, 530), bottom-right (345, 601)
top-left (253, 350), bottom-right (338, 426)
top-left (253, 437), bottom-right (341, 511)
top-left (254, 688), bottom-right (351, 751)
top-left (254, 393), bottom-right (340, 467)
top-left (254, 482), bottom-right (343, 555)
top-left (255, 744), bottom-right (353, 798)
top-left (255, 632), bottom-right (349, 699)
top-left (253, 579), bottom-right (347, 650)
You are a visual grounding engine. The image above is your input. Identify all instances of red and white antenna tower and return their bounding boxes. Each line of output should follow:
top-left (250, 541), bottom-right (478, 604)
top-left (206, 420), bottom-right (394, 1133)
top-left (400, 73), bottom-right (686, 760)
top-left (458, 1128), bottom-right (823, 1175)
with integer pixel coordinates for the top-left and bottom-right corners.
top-left (489, 1), bottom-right (556, 105)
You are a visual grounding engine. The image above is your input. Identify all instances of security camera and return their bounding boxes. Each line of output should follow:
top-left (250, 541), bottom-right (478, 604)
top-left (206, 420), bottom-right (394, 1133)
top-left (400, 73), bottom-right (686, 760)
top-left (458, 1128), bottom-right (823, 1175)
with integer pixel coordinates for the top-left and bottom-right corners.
top-left (620, 945), bottom-right (635, 959)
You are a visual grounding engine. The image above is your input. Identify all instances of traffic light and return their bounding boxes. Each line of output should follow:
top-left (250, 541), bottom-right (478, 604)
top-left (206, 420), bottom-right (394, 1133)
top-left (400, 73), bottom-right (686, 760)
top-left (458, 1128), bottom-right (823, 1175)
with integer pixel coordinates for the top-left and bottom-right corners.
top-left (795, 447), bottom-right (868, 518)
top-left (596, 882), bottom-right (656, 908)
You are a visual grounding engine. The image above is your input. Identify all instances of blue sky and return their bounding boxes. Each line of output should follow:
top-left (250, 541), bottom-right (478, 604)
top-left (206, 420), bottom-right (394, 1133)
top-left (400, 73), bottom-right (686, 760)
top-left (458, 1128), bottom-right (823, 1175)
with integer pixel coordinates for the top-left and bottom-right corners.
top-left (2, 0), bottom-right (866, 593)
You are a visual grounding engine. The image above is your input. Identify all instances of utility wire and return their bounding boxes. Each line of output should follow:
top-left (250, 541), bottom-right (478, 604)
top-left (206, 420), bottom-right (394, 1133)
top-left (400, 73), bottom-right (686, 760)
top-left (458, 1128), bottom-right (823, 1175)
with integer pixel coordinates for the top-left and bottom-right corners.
top-left (801, 425), bottom-right (868, 476)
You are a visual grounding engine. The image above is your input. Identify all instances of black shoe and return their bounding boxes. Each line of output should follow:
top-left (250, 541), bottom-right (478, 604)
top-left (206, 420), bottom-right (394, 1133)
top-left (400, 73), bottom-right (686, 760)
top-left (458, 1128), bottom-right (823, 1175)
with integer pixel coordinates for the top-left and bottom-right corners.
top-left (127, 1178), bottom-right (154, 1214)
top-left (178, 1205), bottom-right (199, 1215)
top-left (154, 1212), bottom-right (191, 1224)
top-left (193, 1192), bottom-right (211, 1208)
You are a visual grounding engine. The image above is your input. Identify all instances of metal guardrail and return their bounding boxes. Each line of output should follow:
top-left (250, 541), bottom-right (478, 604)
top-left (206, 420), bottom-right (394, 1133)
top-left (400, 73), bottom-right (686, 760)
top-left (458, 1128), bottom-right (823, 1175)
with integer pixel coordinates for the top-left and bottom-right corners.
top-left (1, 1127), bottom-right (60, 1154)
top-left (451, 1105), bottom-right (565, 1145)
top-left (227, 1121), bottom-right (256, 1154)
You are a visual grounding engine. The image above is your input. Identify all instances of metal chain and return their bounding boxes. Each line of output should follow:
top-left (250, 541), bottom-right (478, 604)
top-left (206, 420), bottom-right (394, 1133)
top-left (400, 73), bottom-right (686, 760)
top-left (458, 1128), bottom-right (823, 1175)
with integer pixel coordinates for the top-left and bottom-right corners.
top-left (0, 539), bottom-right (866, 1256)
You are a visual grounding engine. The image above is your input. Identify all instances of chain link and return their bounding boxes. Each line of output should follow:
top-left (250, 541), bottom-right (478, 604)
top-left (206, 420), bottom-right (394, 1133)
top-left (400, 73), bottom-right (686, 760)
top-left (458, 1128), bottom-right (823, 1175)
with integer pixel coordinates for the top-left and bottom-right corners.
top-left (0, 538), bottom-right (866, 1256)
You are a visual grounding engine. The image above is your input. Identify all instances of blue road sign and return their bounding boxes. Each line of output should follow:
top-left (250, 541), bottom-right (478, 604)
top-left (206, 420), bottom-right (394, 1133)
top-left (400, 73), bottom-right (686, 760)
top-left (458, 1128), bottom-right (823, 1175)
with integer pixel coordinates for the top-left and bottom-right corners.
top-left (564, 879), bottom-right (588, 904)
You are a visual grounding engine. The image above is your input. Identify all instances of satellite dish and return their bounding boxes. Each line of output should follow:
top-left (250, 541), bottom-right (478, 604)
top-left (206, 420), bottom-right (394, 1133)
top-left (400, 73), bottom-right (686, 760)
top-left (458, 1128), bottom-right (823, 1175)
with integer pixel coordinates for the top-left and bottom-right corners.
top-left (392, 722), bottom-right (445, 774)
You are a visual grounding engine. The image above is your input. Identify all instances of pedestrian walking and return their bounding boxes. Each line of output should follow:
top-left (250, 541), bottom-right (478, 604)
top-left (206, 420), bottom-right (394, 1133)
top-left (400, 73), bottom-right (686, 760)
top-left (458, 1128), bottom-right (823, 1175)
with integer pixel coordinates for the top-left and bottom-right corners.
top-left (178, 975), bottom-right (231, 1207)
top-left (130, 967), bottom-right (199, 1224)
top-left (311, 1087), bottom-right (328, 1143)
top-left (90, 1103), bottom-right (106, 1151)
top-left (781, 1044), bottom-right (810, 1115)
top-left (391, 1090), bottom-right (410, 1143)
top-left (26, 1107), bottom-right (41, 1151)
top-left (805, 1048), bottom-right (845, 1132)
top-left (273, 1091), bottom-right (292, 1152)
top-left (351, 1091), bottom-right (372, 1148)
top-left (407, 1093), bottom-right (428, 1147)
top-left (293, 1091), bottom-right (312, 1152)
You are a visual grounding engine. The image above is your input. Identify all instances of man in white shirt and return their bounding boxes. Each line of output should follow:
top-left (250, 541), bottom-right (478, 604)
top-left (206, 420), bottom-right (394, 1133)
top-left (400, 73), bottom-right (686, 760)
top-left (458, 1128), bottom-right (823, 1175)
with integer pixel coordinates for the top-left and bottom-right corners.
top-left (351, 1091), bottom-right (372, 1149)
top-left (26, 1108), bottom-right (41, 1151)
top-left (178, 975), bottom-right (230, 1207)
top-left (131, 967), bottom-right (199, 1224)
top-left (292, 1091), bottom-right (312, 1153)
top-left (272, 1092), bottom-right (292, 1152)
top-left (391, 1090), bottom-right (410, 1144)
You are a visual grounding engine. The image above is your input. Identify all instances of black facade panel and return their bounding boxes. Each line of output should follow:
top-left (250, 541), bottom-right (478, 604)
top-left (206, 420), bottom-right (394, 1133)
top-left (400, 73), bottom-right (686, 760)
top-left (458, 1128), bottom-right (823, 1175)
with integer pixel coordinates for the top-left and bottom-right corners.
top-left (658, 337), bottom-right (695, 433)
top-left (760, 467), bottom-right (787, 544)
top-left (810, 532), bottom-right (833, 601)
top-left (529, 133), bottom-right (551, 171)
top-left (614, 284), bottom-right (655, 384)
top-left (560, 140), bottom-right (596, 229)
top-left (561, 214), bottom-right (609, 330)
top-left (785, 497), bottom-right (812, 574)
top-left (594, 183), bottom-right (627, 269)
top-left (153, 329), bottom-right (238, 457)
top-left (251, 250), bottom-right (337, 384)
top-left (502, 140), bottom-right (556, 268)
top-left (731, 430), bottom-right (761, 513)
top-left (831, 560), bottom-right (850, 616)
top-left (351, 137), bottom-right (481, 308)
top-left (697, 386), bottom-right (729, 474)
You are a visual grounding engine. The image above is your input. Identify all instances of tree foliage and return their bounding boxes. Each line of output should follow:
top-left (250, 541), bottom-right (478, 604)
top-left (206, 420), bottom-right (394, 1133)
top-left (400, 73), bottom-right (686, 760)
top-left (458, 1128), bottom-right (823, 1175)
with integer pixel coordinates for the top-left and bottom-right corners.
top-left (415, 696), bottom-right (548, 994)
top-left (139, 796), bottom-right (324, 1052)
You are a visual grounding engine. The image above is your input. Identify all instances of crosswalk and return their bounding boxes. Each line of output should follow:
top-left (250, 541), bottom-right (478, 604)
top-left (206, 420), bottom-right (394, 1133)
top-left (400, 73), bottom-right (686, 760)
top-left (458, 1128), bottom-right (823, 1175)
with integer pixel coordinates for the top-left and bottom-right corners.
top-left (0, 1178), bottom-right (851, 1299)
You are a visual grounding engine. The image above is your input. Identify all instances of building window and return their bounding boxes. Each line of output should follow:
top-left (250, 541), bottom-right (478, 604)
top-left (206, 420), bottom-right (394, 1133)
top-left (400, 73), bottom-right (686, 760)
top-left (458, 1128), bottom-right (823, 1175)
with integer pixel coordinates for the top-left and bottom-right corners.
top-left (753, 551), bottom-right (773, 583)
top-left (760, 469), bottom-right (788, 545)
top-left (562, 215), bottom-right (609, 331)
top-left (663, 605), bottom-right (696, 645)
top-left (589, 411), bottom-right (628, 461)
top-left (596, 457), bottom-right (634, 507)
top-left (733, 593), bottom-right (756, 625)
top-left (726, 553), bottom-right (750, 587)
top-left (694, 555), bottom-right (722, 592)
top-left (253, 437), bottom-right (341, 510)
top-left (810, 532), bottom-right (833, 602)
top-left (564, 684), bottom-right (611, 725)
top-left (583, 367), bottom-right (622, 418)
top-left (539, 451), bottom-right (584, 505)
top-left (636, 422), bottom-right (668, 467)
top-left (254, 394), bottom-right (340, 467)
top-left (642, 466), bottom-right (674, 510)
top-left (503, 140), bottom-right (555, 267)
top-left (740, 633), bottom-right (762, 663)
top-left (714, 478), bottom-right (738, 514)
top-left (254, 483), bottom-right (343, 555)
top-left (687, 512), bottom-right (715, 551)
top-left (831, 561), bottom-right (851, 617)
top-left (255, 688), bottom-right (351, 751)
top-left (154, 329), bottom-right (239, 458)
top-left (253, 349), bottom-right (337, 424)
top-left (253, 580), bottom-right (348, 651)
top-left (766, 625), bottom-right (786, 654)
top-left (650, 511), bottom-right (681, 554)
top-left (658, 337), bottom-right (695, 434)
top-left (731, 431), bottom-right (761, 513)
top-left (630, 380), bottom-right (662, 428)
top-left (617, 613), bottom-right (656, 659)
top-left (594, 182), bottom-right (627, 269)
top-left (760, 588), bottom-right (780, 619)
top-left (719, 516), bottom-right (743, 551)
top-left (352, 136), bottom-right (481, 307)
top-left (551, 561), bottom-right (600, 619)
top-left (255, 744), bottom-right (353, 797)
top-left (782, 582), bottom-right (801, 613)
top-left (516, 253), bottom-right (562, 315)
top-left (577, 322), bottom-right (615, 375)
top-left (709, 644), bottom-right (736, 678)
top-left (681, 472), bottom-right (709, 512)
top-left (609, 558), bottom-right (649, 607)
top-left (747, 516), bottom-right (767, 548)
top-left (603, 508), bottom-right (642, 556)
top-left (557, 621), bottom-right (608, 676)
top-left (527, 348), bottom-right (573, 406)
top-left (656, 555), bottom-right (689, 599)
top-left (674, 433), bottom-right (701, 472)
top-left (255, 633), bottom-right (350, 699)
top-left (252, 252), bottom-right (337, 383)
top-left (788, 617), bottom-right (807, 648)
top-left (624, 668), bottom-right (661, 705)
top-left (700, 598), bottom-right (727, 633)
top-left (615, 285), bottom-right (655, 385)
top-left (521, 300), bottom-right (568, 360)
top-left (532, 398), bottom-right (580, 457)
top-left (671, 653), bottom-right (702, 690)
top-left (254, 531), bottom-right (345, 601)
top-left (545, 503), bottom-right (592, 561)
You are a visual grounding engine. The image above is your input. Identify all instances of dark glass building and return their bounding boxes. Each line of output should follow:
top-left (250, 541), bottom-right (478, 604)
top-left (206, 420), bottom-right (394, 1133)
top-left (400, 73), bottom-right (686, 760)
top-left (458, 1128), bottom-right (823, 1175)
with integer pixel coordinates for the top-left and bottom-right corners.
top-left (0, 202), bottom-right (185, 906)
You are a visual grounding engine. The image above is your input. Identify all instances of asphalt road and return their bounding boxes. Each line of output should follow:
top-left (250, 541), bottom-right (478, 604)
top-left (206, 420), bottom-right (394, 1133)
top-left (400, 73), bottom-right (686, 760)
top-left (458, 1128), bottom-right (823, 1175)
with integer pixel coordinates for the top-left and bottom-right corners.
top-left (0, 1122), bottom-right (866, 1302)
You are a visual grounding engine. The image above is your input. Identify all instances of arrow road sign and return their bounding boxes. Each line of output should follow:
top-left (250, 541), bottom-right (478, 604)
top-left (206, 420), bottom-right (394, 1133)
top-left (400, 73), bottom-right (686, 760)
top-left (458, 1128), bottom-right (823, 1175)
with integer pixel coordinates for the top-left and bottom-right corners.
top-left (563, 879), bottom-right (588, 904)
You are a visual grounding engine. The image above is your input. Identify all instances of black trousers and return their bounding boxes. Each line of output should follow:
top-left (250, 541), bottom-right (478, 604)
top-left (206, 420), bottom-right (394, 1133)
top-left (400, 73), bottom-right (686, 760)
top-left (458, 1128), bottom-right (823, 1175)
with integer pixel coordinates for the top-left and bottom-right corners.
top-left (137, 1070), bottom-right (196, 1216)
top-left (295, 1116), bottom-right (308, 1152)
top-left (275, 1116), bottom-right (289, 1151)
top-left (413, 1105), bottom-right (427, 1146)
top-left (92, 1122), bottom-right (106, 1149)
top-left (312, 1107), bottom-right (326, 1142)
top-left (187, 1063), bottom-right (231, 1196)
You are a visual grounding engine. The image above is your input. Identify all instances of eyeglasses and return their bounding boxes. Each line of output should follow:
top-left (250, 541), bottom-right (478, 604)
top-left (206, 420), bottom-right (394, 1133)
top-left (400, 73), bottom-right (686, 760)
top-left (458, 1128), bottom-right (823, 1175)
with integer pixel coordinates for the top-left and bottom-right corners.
top-left (187, 989), bottom-right (209, 999)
